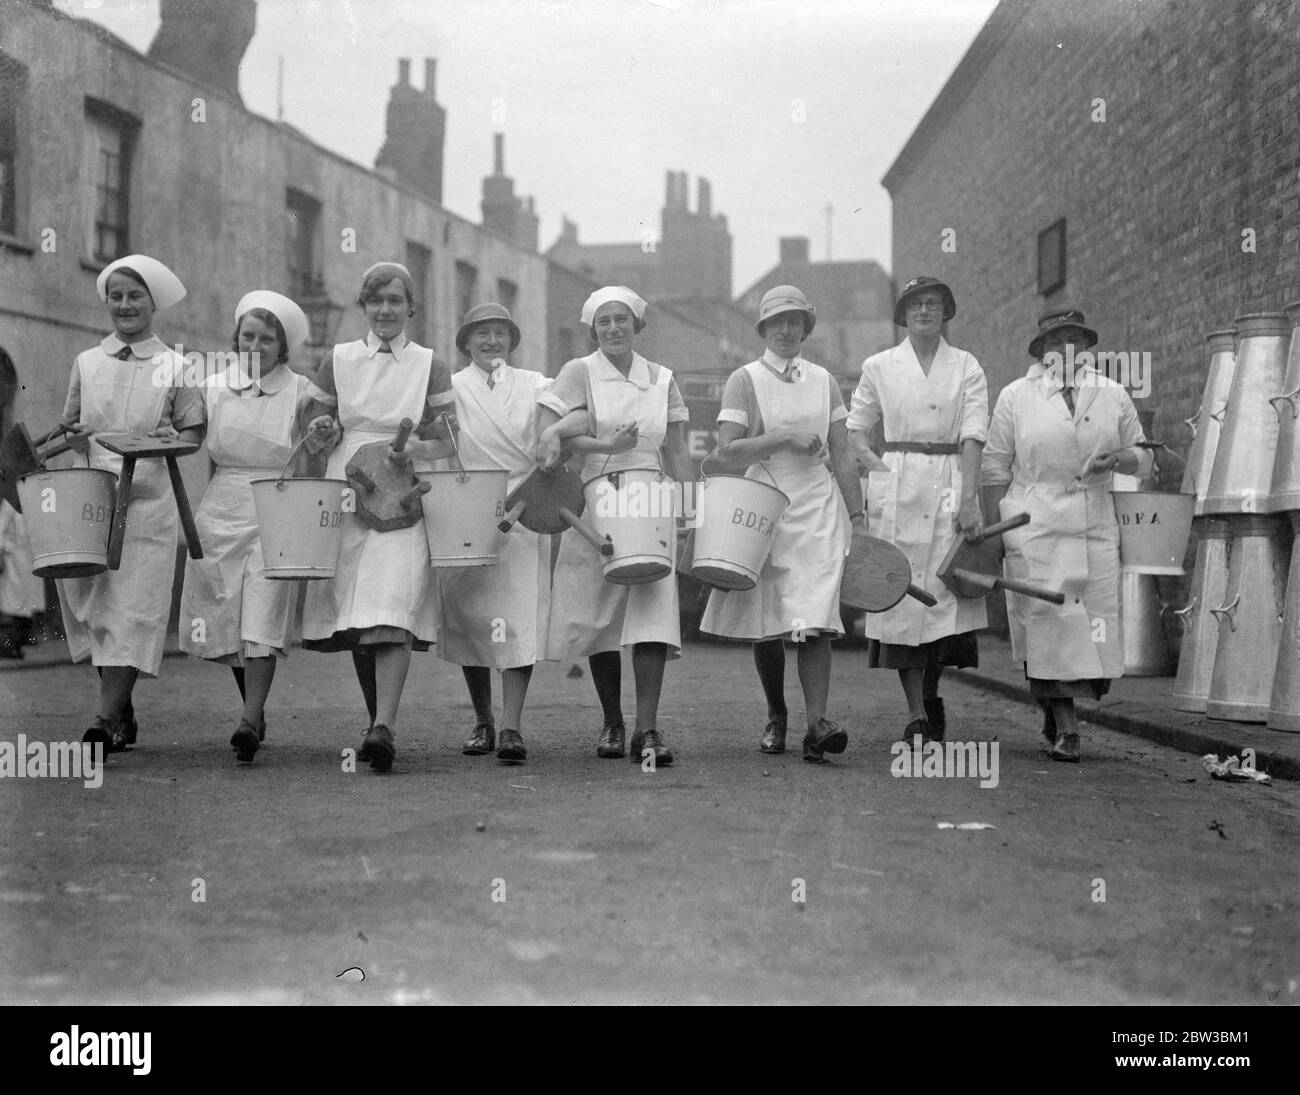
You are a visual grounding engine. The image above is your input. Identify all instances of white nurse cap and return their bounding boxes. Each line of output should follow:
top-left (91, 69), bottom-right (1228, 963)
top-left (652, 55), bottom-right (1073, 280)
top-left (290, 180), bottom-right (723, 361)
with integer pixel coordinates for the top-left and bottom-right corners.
top-left (96, 254), bottom-right (187, 310)
top-left (580, 286), bottom-right (648, 326)
top-left (234, 290), bottom-right (310, 352)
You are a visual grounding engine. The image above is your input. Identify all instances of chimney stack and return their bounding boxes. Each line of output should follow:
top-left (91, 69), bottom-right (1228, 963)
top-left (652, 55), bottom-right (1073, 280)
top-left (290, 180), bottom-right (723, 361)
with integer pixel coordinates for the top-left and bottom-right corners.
top-left (494, 133), bottom-right (505, 176)
top-left (148, 0), bottom-right (256, 105)
top-left (374, 55), bottom-right (447, 205)
top-left (780, 236), bottom-right (810, 264)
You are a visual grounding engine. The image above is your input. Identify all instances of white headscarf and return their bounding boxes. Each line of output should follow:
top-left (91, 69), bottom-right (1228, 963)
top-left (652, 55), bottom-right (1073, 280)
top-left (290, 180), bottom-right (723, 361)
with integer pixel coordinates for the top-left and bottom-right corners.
top-left (234, 290), bottom-right (310, 353)
top-left (96, 254), bottom-right (187, 310)
top-left (580, 286), bottom-right (648, 326)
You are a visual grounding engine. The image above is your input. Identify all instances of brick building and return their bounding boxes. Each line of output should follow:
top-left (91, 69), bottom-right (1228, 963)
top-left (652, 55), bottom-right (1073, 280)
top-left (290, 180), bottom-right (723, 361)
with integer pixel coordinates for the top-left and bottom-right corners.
top-left (883, 0), bottom-right (1300, 454)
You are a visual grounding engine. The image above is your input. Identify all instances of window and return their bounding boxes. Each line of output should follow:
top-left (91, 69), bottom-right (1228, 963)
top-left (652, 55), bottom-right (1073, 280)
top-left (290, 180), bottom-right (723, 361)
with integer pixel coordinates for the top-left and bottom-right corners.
top-left (455, 261), bottom-right (477, 319)
top-left (285, 188), bottom-right (322, 299)
top-left (83, 99), bottom-right (138, 263)
top-left (496, 277), bottom-right (518, 315)
top-left (1038, 218), bottom-right (1067, 296)
top-left (405, 241), bottom-right (432, 344)
top-left (0, 53), bottom-right (26, 238)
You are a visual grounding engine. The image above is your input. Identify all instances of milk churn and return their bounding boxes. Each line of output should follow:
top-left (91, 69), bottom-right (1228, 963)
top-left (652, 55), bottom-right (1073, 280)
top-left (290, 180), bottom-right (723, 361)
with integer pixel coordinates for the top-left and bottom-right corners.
top-left (1203, 314), bottom-right (1290, 515)
top-left (1267, 511), bottom-right (1300, 731)
top-left (1181, 330), bottom-right (1236, 515)
top-left (1205, 514), bottom-right (1289, 721)
top-left (1265, 301), bottom-right (1300, 512)
top-left (1170, 518), bottom-right (1231, 712)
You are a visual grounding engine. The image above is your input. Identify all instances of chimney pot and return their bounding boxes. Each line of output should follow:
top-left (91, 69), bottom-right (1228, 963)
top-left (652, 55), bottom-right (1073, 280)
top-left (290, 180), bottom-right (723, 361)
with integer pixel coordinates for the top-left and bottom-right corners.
top-left (698, 176), bottom-right (712, 216)
top-left (424, 58), bottom-right (437, 96)
top-left (494, 133), bottom-right (505, 175)
top-left (398, 58), bottom-right (411, 85)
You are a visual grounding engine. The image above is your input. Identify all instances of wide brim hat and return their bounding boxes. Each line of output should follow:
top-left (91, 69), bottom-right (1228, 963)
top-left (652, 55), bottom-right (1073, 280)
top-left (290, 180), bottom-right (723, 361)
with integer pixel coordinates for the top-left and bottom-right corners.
top-left (1028, 306), bottom-right (1099, 358)
top-left (456, 302), bottom-right (521, 356)
top-left (234, 290), bottom-right (310, 353)
top-left (893, 276), bottom-right (955, 327)
top-left (96, 254), bottom-right (187, 311)
top-left (755, 284), bottom-right (816, 336)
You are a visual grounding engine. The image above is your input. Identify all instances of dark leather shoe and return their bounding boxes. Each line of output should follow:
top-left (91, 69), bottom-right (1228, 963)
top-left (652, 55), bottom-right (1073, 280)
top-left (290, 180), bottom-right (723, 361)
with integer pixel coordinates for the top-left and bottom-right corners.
top-left (760, 718), bottom-right (787, 754)
top-left (630, 728), bottom-right (673, 766)
top-left (923, 697), bottom-right (945, 741)
top-left (230, 719), bottom-right (259, 763)
top-left (805, 717), bottom-right (847, 756)
top-left (496, 729), bottom-right (526, 763)
top-left (363, 724), bottom-right (395, 772)
top-left (462, 722), bottom-right (496, 756)
top-left (83, 717), bottom-right (113, 753)
top-left (356, 725), bottom-right (373, 763)
top-left (1049, 731), bottom-right (1080, 762)
top-left (596, 721), bottom-right (626, 758)
top-left (105, 718), bottom-right (131, 754)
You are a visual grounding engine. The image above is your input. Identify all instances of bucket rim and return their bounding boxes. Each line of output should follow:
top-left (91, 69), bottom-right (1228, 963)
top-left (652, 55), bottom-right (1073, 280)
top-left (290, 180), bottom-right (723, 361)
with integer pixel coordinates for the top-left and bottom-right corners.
top-left (581, 465), bottom-right (665, 488)
top-left (250, 476), bottom-right (350, 486)
top-left (17, 466), bottom-right (117, 484)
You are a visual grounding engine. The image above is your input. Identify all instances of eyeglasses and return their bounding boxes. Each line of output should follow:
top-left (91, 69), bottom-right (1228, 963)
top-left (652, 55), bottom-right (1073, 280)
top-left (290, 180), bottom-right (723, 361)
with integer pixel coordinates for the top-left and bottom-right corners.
top-left (906, 298), bottom-right (945, 314)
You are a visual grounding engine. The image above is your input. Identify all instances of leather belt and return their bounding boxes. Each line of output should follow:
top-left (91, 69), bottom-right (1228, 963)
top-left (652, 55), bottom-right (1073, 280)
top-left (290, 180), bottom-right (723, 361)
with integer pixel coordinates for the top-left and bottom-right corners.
top-left (881, 441), bottom-right (960, 455)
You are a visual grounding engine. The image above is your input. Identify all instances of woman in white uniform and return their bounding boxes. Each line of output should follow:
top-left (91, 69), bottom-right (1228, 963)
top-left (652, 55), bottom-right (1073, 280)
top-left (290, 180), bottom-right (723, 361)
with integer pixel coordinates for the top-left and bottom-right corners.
top-left (59, 255), bottom-right (204, 754)
top-left (537, 287), bottom-right (694, 765)
top-left (982, 307), bottom-right (1150, 761)
top-left (299, 262), bottom-right (455, 773)
top-left (700, 286), bottom-right (864, 762)
top-left (437, 303), bottom-right (573, 764)
top-left (179, 291), bottom-right (311, 763)
top-left (847, 276), bottom-right (988, 744)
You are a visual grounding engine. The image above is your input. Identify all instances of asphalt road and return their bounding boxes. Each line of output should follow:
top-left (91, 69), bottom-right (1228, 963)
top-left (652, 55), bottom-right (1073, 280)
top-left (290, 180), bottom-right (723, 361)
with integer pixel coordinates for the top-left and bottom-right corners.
top-left (2, 642), bottom-right (1298, 1005)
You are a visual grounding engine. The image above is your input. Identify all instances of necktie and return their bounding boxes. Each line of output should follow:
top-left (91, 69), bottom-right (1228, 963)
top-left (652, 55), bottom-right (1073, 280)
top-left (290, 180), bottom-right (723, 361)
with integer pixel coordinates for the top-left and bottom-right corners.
top-left (114, 345), bottom-right (133, 361)
top-left (378, 342), bottom-right (393, 354)
top-left (486, 368), bottom-right (497, 391)
top-left (1061, 386), bottom-right (1075, 415)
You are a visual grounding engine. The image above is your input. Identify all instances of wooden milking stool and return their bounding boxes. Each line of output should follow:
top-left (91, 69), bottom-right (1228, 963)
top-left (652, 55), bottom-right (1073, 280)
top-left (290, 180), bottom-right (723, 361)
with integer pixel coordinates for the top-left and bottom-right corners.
top-left (94, 433), bottom-right (204, 570)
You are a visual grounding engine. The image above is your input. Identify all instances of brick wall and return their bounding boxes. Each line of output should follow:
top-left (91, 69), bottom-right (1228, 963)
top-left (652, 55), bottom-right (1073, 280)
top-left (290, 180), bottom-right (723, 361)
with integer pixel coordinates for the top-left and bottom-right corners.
top-left (886, 0), bottom-right (1300, 461)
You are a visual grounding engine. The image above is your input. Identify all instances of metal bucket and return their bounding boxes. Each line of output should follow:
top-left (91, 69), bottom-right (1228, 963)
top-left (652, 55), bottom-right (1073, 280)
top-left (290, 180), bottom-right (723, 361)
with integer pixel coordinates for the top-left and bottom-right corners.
top-left (1112, 491), bottom-right (1195, 574)
top-left (583, 467), bottom-right (676, 585)
top-left (1181, 330), bottom-right (1237, 515)
top-left (419, 468), bottom-right (508, 567)
top-left (16, 467), bottom-right (116, 578)
top-left (1266, 301), bottom-right (1300, 512)
top-left (1171, 518), bottom-right (1231, 712)
top-left (1203, 313), bottom-right (1290, 515)
top-left (1119, 571), bottom-right (1175, 676)
top-left (252, 477), bottom-right (349, 579)
top-left (690, 472), bottom-right (789, 591)
top-left (1205, 514), bottom-right (1289, 722)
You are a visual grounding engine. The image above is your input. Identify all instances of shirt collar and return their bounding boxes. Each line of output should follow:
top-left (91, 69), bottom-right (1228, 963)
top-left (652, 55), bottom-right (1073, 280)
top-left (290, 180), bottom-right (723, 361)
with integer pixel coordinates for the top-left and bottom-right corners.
top-left (1028, 360), bottom-right (1099, 389)
top-left (228, 361), bottom-right (295, 396)
top-left (596, 350), bottom-right (650, 390)
top-left (102, 333), bottom-right (167, 359)
top-left (761, 348), bottom-right (806, 382)
top-left (364, 330), bottom-right (409, 357)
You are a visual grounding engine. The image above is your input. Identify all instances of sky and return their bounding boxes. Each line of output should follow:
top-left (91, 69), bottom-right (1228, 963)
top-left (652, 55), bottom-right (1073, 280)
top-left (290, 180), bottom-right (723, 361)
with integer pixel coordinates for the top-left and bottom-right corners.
top-left (58, 0), bottom-right (999, 294)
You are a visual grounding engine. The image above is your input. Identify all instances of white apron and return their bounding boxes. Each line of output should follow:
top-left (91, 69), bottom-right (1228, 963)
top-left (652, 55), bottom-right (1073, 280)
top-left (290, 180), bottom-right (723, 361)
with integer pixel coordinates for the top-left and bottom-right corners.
top-left (856, 338), bottom-right (987, 645)
top-left (986, 366), bottom-right (1144, 680)
top-left (301, 340), bottom-right (438, 643)
top-left (179, 367), bottom-right (304, 660)
top-left (0, 503), bottom-right (44, 617)
top-left (57, 340), bottom-right (179, 677)
top-left (435, 364), bottom-right (552, 667)
top-left (700, 359), bottom-right (850, 640)
top-left (545, 351), bottom-right (681, 659)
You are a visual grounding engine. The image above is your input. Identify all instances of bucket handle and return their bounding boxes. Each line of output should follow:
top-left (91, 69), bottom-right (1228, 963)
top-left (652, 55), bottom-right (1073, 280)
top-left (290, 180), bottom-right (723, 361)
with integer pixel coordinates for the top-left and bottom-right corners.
top-left (1183, 411), bottom-right (1199, 439)
top-left (439, 412), bottom-right (468, 483)
top-left (1209, 593), bottom-right (1240, 632)
top-left (1171, 598), bottom-right (1197, 633)
top-left (699, 448), bottom-right (780, 490)
top-left (273, 430), bottom-right (320, 490)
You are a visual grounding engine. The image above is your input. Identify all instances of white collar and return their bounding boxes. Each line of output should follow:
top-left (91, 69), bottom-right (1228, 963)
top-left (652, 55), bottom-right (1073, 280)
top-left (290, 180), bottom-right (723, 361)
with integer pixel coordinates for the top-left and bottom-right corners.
top-left (595, 350), bottom-right (650, 391)
top-left (761, 348), bottom-right (806, 381)
top-left (364, 330), bottom-right (409, 357)
top-left (102, 333), bottom-right (167, 359)
top-left (227, 361), bottom-right (296, 396)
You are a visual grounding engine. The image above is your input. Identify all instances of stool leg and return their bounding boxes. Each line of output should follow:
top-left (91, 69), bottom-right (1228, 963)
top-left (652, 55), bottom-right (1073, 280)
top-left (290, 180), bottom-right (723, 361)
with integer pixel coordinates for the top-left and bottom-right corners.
top-left (107, 455), bottom-right (136, 570)
top-left (166, 455), bottom-right (204, 560)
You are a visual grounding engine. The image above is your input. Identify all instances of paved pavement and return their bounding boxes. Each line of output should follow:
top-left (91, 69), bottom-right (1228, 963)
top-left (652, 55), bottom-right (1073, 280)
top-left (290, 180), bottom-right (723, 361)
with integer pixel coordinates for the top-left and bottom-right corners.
top-left (2, 638), bottom-right (1298, 1005)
